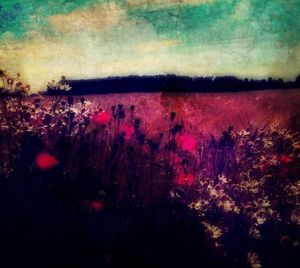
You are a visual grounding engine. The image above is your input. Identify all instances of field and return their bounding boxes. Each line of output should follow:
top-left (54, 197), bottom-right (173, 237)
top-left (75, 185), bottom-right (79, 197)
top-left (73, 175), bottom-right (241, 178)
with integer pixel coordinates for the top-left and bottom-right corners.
top-left (60, 89), bottom-right (300, 135)
top-left (1, 89), bottom-right (300, 267)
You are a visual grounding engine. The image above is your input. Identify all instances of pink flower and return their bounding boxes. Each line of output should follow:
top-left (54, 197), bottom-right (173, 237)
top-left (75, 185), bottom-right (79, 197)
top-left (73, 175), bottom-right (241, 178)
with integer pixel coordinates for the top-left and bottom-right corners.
top-left (83, 200), bottom-right (104, 212)
top-left (35, 153), bottom-right (59, 170)
top-left (280, 155), bottom-right (293, 164)
top-left (176, 172), bottom-right (195, 186)
top-left (176, 134), bottom-right (197, 151)
top-left (93, 111), bottom-right (111, 125)
top-left (275, 154), bottom-right (293, 164)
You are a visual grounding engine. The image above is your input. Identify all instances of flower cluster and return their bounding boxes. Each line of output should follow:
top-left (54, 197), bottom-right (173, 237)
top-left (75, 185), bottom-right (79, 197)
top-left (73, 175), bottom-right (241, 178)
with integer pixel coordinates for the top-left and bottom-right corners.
top-left (0, 95), bottom-right (299, 267)
top-left (46, 79), bottom-right (72, 93)
top-left (0, 69), bottom-right (30, 95)
top-left (186, 127), bottom-right (300, 267)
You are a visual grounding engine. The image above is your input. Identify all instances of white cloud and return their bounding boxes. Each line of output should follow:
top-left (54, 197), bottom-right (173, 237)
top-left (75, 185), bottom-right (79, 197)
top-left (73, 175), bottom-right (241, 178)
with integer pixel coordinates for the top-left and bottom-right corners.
top-left (49, 2), bottom-right (126, 33)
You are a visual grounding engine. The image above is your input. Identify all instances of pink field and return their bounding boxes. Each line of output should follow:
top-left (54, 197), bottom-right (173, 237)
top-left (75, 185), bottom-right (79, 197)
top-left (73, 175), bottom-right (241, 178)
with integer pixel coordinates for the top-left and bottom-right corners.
top-left (2, 89), bottom-right (300, 267)
top-left (43, 89), bottom-right (300, 136)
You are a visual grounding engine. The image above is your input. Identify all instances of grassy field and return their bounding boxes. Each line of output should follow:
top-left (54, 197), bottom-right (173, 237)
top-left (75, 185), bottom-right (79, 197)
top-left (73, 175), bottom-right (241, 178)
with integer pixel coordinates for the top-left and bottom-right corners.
top-left (1, 89), bottom-right (300, 267)
top-left (42, 89), bottom-right (300, 136)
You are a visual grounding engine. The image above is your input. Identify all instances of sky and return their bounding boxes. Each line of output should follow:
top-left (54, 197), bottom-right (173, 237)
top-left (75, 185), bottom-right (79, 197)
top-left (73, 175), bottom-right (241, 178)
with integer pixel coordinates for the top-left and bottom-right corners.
top-left (0, 0), bottom-right (299, 91)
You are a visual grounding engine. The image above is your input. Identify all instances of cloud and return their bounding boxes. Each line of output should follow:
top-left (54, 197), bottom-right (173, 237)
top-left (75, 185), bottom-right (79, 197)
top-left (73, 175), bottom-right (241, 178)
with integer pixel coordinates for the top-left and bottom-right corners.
top-left (49, 2), bottom-right (126, 33)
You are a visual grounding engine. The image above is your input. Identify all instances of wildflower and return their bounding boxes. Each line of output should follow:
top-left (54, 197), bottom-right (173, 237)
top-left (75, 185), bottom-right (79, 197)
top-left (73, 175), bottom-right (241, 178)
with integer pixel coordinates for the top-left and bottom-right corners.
top-left (176, 134), bottom-right (197, 151)
top-left (7, 78), bottom-right (14, 85)
top-left (256, 215), bottom-right (266, 225)
top-left (170, 190), bottom-right (175, 198)
top-left (218, 174), bottom-right (228, 184)
top-left (222, 200), bottom-right (235, 212)
top-left (290, 209), bottom-right (300, 225)
top-left (35, 153), bottom-right (59, 170)
top-left (90, 200), bottom-right (104, 212)
top-left (233, 206), bottom-right (240, 214)
top-left (83, 200), bottom-right (104, 212)
top-left (203, 222), bottom-right (222, 239)
top-left (247, 252), bottom-right (262, 268)
top-left (193, 201), bottom-right (202, 210)
top-left (280, 154), bottom-right (293, 164)
top-left (249, 227), bottom-right (261, 239)
top-left (94, 111), bottom-right (111, 125)
top-left (257, 198), bottom-right (270, 208)
top-left (176, 172), bottom-right (195, 186)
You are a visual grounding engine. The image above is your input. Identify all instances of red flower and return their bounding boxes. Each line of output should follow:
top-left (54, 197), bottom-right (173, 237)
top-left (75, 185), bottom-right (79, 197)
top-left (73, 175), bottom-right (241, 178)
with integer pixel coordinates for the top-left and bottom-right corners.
top-left (35, 153), bottom-right (59, 170)
top-left (176, 134), bottom-right (197, 151)
top-left (90, 200), bottom-right (104, 212)
top-left (280, 155), bottom-right (293, 164)
top-left (83, 200), bottom-right (104, 212)
top-left (176, 172), bottom-right (195, 186)
top-left (275, 154), bottom-right (293, 164)
top-left (93, 111), bottom-right (111, 125)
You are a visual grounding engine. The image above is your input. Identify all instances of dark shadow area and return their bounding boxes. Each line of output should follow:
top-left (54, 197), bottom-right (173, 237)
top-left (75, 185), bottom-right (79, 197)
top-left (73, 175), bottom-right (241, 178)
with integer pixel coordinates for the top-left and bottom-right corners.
top-left (0, 181), bottom-right (229, 268)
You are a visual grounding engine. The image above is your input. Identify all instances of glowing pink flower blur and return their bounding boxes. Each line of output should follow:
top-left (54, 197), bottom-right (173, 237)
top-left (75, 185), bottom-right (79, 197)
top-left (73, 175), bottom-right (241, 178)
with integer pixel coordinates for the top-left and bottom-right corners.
top-left (280, 155), bottom-right (293, 164)
top-left (275, 154), bottom-right (293, 164)
top-left (36, 153), bottom-right (59, 170)
top-left (176, 172), bottom-right (195, 186)
top-left (94, 111), bottom-right (111, 125)
top-left (83, 200), bottom-right (104, 212)
top-left (176, 134), bottom-right (197, 151)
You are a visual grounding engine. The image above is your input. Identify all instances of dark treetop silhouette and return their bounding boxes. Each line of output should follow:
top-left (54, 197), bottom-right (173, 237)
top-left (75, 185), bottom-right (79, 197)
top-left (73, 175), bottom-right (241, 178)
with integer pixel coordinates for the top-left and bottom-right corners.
top-left (43, 74), bottom-right (300, 95)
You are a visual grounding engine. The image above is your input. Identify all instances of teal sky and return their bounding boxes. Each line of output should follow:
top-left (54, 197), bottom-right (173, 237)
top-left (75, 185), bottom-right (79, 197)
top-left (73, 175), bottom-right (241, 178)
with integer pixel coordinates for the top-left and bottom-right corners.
top-left (0, 0), bottom-right (299, 91)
